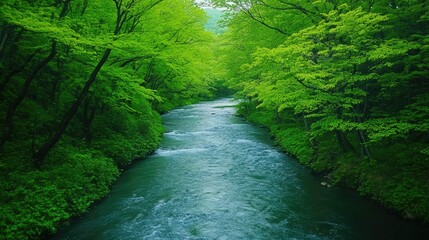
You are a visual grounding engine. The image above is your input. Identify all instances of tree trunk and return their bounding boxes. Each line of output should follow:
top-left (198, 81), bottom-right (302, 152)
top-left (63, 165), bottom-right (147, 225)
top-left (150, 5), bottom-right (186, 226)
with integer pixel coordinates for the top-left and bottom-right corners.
top-left (356, 130), bottom-right (372, 159)
top-left (335, 130), bottom-right (355, 153)
top-left (32, 0), bottom-right (162, 165)
top-left (0, 26), bottom-right (9, 60)
top-left (81, 0), bottom-right (89, 16)
top-left (303, 113), bottom-right (319, 159)
top-left (0, 41), bottom-right (57, 148)
top-left (0, 52), bottom-right (37, 94)
top-left (33, 48), bottom-right (112, 166)
top-left (352, 106), bottom-right (372, 159)
top-left (335, 130), bottom-right (347, 153)
top-left (82, 97), bottom-right (98, 144)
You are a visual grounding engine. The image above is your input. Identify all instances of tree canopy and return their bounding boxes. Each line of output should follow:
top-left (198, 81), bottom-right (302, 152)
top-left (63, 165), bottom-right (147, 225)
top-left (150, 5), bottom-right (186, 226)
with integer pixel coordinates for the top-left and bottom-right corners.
top-left (1, 0), bottom-right (429, 238)
top-left (0, 0), bottom-right (220, 238)
top-left (215, 0), bottom-right (429, 221)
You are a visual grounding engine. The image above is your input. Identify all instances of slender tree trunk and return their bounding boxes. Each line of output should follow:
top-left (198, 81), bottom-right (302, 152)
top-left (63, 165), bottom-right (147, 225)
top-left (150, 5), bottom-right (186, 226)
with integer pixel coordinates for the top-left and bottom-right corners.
top-left (0, 52), bottom-right (37, 94)
top-left (32, 0), bottom-right (164, 165)
top-left (342, 131), bottom-right (356, 152)
top-left (352, 106), bottom-right (372, 159)
top-left (80, 0), bottom-right (89, 15)
top-left (303, 113), bottom-right (319, 159)
top-left (33, 48), bottom-right (112, 166)
top-left (333, 107), bottom-right (356, 153)
top-left (0, 41), bottom-right (57, 148)
top-left (0, 26), bottom-right (9, 59)
top-left (335, 130), bottom-right (348, 153)
top-left (335, 130), bottom-right (355, 153)
top-left (356, 130), bottom-right (372, 159)
top-left (82, 97), bottom-right (98, 144)
top-left (0, 25), bottom-right (21, 65)
top-left (303, 113), bottom-right (310, 130)
top-left (0, 0), bottom-right (72, 148)
top-left (58, 0), bottom-right (70, 18)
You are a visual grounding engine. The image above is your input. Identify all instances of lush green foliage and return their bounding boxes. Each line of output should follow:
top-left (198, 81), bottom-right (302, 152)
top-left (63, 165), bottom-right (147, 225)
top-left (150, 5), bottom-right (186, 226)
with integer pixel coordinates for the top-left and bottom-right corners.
top-left (0, 0), bottom-right (219, 238)
top-left (216, 0), bottom-right (429, 221)
top-left (1, 0), bottom-right (428, 237)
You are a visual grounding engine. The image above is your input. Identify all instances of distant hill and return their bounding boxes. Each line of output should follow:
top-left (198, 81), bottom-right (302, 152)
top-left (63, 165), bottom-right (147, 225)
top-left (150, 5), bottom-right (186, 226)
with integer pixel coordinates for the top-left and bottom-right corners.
top-left (204, 8), bottom-right (226, 34)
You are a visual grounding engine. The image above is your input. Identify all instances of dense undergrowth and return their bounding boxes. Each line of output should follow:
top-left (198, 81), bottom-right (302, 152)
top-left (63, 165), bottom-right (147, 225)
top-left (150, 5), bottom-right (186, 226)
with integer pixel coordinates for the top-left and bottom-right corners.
top-left (239, 103), bottom-right (429, 222)
top-left (0, 0), bottom-right (221, 238)
top-left (0, 99), bottom-right (164, 239)
top-left (0, 93), bottom-right (215, 239)
top-left (214, 0), bottom-right (429, 224)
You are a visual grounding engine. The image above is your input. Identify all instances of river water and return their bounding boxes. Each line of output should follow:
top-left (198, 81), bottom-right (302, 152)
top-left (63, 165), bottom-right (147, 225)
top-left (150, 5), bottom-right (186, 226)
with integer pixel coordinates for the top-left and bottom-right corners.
top-left (58, 98), bottom-right (428, 239)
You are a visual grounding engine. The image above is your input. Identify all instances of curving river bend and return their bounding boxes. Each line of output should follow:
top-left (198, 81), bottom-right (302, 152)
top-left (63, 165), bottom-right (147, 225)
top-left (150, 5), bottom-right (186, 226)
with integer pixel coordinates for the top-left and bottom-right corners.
top-left (58, 98), bottom-right (428, 239)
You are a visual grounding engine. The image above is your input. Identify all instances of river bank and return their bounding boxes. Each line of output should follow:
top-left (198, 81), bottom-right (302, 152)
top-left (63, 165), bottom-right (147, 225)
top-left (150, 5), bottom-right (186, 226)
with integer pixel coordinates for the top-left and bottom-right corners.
top-left (0, 109), bottom-right (163, 239)
top-left (238, 102), bottom-right (429, 223)
top-left (57, 98), bottom-right (429, 239)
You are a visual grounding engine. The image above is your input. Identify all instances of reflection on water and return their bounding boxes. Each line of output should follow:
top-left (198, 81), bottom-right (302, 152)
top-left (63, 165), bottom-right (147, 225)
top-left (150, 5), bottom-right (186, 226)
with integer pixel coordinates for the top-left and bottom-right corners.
top-left (57, 98), bottom-right (429, 240)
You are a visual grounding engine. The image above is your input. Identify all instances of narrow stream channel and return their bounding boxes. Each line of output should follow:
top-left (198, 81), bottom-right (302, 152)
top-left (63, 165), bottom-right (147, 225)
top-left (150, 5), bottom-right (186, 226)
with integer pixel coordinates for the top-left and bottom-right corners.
top-left (57, 98), bottom-right (428, 239)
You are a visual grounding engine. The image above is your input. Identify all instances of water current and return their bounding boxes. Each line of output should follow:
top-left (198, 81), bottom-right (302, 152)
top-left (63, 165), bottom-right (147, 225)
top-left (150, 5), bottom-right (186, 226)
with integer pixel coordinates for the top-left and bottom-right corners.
top-left (57, 98), bottom-right (429, 239)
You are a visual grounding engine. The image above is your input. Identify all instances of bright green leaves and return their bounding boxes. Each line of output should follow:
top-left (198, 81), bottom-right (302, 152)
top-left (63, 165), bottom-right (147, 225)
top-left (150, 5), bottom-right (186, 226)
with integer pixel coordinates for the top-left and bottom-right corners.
top-left (220, 0), bottom-right (429, 163)
top-left (236, 7), bottom-right (422, 143)
top-left (218, 0), bottom-right (429, 222)
top-left (126, 0), bottom-right (218, 111)
top-left (0, 0), bottom-right (219, 238)
top-left (366, 94), bottom-right (429, 143)
top-left (368, 39), bottom-right (419, 63)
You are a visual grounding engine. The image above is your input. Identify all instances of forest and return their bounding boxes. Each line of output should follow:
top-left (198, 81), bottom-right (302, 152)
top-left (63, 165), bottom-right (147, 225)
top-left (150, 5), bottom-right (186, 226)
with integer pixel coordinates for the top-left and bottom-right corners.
top-left (0, 0), bottom-right (222, 238)
top-left (213, 0), bottom-right (429, 223)
top-left (0, 0), bottom-right (428, 239)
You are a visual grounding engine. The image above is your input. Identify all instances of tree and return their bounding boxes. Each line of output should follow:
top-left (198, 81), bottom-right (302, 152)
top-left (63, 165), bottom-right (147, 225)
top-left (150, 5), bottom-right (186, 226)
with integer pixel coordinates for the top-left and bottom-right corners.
top-left (218, 0), bottom-right (429, 220)
top-left (0, 0), bottom-right (75, 147)
top-left (33, 0), bottom-right (164, 166)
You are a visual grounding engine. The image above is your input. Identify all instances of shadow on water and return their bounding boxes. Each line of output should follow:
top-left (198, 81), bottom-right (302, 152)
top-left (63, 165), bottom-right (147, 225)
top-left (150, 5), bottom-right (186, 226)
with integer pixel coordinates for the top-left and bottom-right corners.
top-left (56, 98), bottom-right (429, 240)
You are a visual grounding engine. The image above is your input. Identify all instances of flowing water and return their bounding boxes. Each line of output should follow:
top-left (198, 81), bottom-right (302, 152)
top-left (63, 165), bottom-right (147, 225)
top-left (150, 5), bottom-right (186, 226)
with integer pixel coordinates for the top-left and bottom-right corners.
top-left (57, 98), bottom-right (428, 240)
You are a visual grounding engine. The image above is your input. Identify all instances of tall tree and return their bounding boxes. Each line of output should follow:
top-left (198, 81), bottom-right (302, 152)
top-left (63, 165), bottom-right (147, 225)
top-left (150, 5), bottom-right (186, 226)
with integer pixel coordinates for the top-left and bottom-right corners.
top-left (0, 0), bottom-right (75, 147)
top-left (33, 0), bottom-right (164, 166)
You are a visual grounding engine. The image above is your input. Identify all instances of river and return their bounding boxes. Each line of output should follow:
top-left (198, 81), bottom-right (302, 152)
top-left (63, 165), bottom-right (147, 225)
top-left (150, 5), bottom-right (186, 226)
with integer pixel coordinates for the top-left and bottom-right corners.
top-left (57, 98), bottom-right (428, 239)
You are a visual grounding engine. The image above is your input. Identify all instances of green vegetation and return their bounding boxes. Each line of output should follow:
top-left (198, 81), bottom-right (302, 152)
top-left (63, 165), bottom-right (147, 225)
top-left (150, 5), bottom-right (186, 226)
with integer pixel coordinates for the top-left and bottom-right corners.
top-left (0, 0), bottom-right (219, 238)
top-left (213, 0), bottom-right (429, 221)
top-left (1, 0), bottom-right (428, 238)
